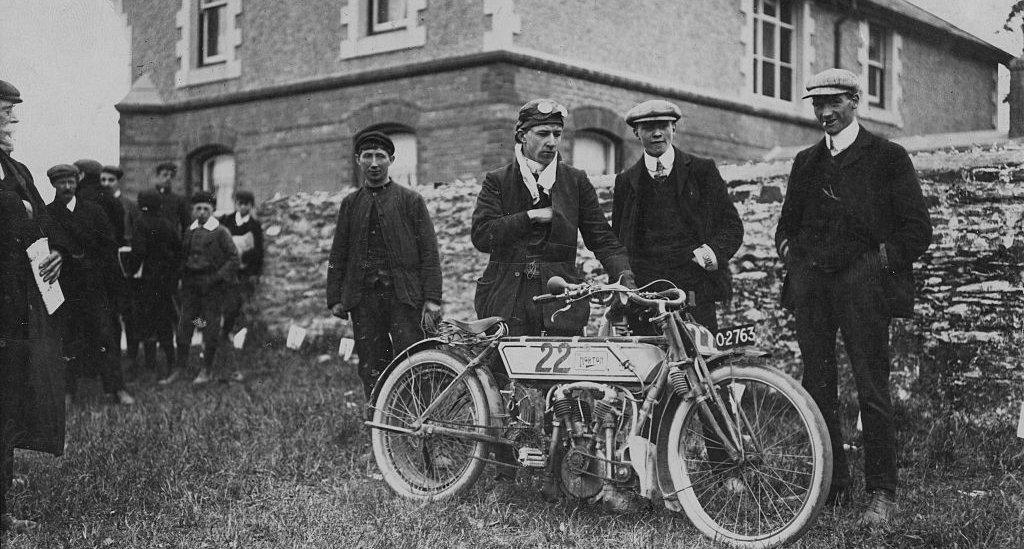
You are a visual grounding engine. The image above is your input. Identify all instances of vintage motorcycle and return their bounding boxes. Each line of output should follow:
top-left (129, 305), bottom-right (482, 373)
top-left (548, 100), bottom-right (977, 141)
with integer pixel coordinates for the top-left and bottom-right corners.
top-left (366, 277), bottom-right (832, 548)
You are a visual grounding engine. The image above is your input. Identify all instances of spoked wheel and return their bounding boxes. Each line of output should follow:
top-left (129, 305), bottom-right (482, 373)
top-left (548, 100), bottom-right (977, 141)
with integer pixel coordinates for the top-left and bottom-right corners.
top-left (371, 349), bottom-right (489, 500)
top-left (664, 364), bottom-right (832, 548)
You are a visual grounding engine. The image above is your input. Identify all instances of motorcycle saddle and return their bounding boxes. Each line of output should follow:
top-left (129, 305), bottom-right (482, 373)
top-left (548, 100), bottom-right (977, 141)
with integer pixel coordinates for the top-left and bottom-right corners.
top-left (449, 316), bottom-right (504, 335)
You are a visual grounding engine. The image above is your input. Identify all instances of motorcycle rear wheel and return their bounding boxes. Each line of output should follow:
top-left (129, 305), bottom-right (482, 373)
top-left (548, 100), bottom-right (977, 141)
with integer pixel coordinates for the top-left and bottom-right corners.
top-left (664, 364), bottom-right (832, 548)
top-left (371, 349), bottom-right (489, 500)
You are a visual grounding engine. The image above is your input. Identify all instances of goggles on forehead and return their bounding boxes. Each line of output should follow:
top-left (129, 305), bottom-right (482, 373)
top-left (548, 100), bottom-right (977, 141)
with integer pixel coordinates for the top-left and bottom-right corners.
top-left (536, 100), bottom-right (568, 118)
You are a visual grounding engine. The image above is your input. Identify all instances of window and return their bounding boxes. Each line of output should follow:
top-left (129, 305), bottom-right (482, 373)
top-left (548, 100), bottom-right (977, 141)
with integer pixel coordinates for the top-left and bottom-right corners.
top-left (387, 132), bottom-right (417, 186)
top-left (572, 131), bottom-right (617, 177)
top-left (751, 0), bottom-right (795, 102)
top-left (201, 153), bottom-right (236, 214)
top-left (174, 0), bottom-right (242, 87)
top-left (198, 0), bottom-right (228, 66)
top-left (867, 24), bottom-right (887, 108)
top-left (371, 0), bottom-right (407, 33)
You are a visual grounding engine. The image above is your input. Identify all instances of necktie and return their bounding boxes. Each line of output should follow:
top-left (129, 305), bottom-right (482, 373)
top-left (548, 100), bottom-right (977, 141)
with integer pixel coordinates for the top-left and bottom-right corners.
top-left (654, 160), bottom-right (668, 183)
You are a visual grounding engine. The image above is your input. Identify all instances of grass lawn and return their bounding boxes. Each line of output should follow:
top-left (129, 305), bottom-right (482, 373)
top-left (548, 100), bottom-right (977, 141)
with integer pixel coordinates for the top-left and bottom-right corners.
top-left (4, 347), bottom-right (1022, 548)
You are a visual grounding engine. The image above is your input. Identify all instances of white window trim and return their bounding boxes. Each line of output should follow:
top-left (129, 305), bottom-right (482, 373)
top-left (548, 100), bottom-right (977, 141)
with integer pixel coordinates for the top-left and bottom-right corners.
top-left (483, 0), bottom-right (521, 50)
top-left (339, 0), bottom-right (427, 60)
top-left (199, 0), bottom-right (229, 66)
top-left (175, 0), bottom-right (242, 88)
top-left (740, 0), bottom-right (813, 117)
top-left (857, 21), bottom-right (903, 127)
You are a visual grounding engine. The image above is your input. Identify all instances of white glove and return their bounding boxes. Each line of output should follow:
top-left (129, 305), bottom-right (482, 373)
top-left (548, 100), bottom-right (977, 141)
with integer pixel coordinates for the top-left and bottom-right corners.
top-left (691, 244), bottom-right (718, 272)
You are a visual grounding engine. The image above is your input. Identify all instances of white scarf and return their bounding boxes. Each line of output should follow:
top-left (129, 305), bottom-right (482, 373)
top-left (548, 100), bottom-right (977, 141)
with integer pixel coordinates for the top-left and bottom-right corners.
top-left (514, 143), bottom-right (557, 205)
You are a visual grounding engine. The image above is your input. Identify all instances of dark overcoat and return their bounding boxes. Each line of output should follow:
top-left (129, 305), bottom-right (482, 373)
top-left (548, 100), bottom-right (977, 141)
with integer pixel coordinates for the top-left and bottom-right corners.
top-left (129, 212), bottom-right (182, 334)
top-left (472, 160), bottom-right (630, 330)
top-left (1, 150), bottom-right (69, 456)
top-left (774, 128), bottom-right (932, 317)
top-left (611, 147), bottom-right (744, 301)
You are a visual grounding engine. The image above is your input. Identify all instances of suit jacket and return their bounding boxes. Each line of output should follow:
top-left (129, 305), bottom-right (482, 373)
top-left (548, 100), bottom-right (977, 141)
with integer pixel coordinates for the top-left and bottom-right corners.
top-left (775, 127), bottom-right (932, 317)
top-left (472, 160), bottom-right (630, 330)
top-left (45, 199), bottom-right (120, 303)
top-left (612, 147), bottom-right (743, 301)
top-left (218, 212), bottom-right (264, 277)
top-left (326, 181), bottom-right (442, 312)
top-left (1, 150), bottom-right (69, 456)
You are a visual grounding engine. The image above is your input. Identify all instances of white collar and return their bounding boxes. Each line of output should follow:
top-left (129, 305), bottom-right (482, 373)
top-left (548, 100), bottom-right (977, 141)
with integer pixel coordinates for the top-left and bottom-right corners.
top-left (66, 196), bottom-right (77, 212)
top-left (643, 147), bottom-right (675, 177)
top-left (113, 189), bottom-right (122, 199)
top-left (514, 143), bottom-right (558, 204)
top-left (189, 216), bottom-right (220, 231)
top-left (825, 120), bottom-right (860, 156)
top-left (235, 211), bottom-right (250, 225)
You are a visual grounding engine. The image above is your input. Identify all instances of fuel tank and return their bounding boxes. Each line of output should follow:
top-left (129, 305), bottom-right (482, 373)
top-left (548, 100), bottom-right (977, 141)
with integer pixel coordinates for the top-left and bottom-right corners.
top-left (499, 336), bottom-right (666, 385)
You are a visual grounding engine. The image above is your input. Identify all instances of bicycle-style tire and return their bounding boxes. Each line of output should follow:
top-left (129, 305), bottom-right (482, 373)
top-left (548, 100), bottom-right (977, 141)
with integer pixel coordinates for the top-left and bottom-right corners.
top-left (663, 363), bottom-right (832, 548)
top-left (371, 349), bottom-right (490, 500)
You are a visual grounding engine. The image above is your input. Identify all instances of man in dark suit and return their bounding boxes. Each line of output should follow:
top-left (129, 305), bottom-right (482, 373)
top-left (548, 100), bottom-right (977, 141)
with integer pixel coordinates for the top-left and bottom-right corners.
top-left (1, 80), bottom-right (69, 534)
top-left (472, 98), bottom-right (634, 338)
top-left (46, 165), bottom-right (135, 407)
top-left (775, 68), bottom-right (932, 525)
top-left (152, 162), bottom-right (191, 236)
top-left (611, 99), bottom-right (743, 332)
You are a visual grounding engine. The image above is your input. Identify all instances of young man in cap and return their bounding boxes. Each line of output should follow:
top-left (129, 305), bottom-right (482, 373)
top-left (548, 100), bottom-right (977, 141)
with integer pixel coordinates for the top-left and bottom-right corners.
top-left (100, 165), bottom-right (142, 372)
top-left (45, 164), bottom-right (136, 407)
top-left (472, 98), bottom-right (634, 338)
top-left (218, 189), bottom-right (264, 341)
top-left (100, 165), bottom-right (140, 243)
top-left (327, 131), bottom-right (443, 399)
top-left (612, 99), bottom-right (743, 333)
top-left (166, 191), bottom-right (238, 385)
top-left (775, 68), bottom-right (932, 525)
top-left (153, 162), bottom-right (191, 236)
top-left (74, 159), bottom-right (125, 246)
top-left (1, 79), bottom-right (70, 534)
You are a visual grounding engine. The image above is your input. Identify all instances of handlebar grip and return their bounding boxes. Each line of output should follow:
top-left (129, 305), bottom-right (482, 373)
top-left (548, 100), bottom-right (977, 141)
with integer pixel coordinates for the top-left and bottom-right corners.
top-left (532, 294), bottom-right (560, 304)
top-left (546, 276), bottom-right (569, 294)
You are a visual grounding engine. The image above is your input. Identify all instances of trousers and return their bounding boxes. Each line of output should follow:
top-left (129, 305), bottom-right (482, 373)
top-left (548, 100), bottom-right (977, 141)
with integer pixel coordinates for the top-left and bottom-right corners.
top-left (350, 287), bottom-right (423, 398)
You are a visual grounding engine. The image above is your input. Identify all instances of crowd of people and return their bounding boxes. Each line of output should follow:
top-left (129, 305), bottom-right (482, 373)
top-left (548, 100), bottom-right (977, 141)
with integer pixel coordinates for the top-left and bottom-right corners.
top-left (3, 65), bottom-right (932, 533)
top-left (1, 80), bottom-right (264, 532)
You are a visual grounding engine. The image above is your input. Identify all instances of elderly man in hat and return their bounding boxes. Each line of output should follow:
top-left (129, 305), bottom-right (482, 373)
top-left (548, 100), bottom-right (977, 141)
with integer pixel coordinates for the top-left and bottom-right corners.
top-left (1, 80), bottom-right (70, 534)
top-left (45, 164), bottom-right (136, 407)
top-left (775, 68), bottom-right (932, 524)
top-left (472, 99), bottom-right (634, 338)
top-left (612, 100), bottom-right (743, 333)
top-left (327, 131), bottom-right (442, 399)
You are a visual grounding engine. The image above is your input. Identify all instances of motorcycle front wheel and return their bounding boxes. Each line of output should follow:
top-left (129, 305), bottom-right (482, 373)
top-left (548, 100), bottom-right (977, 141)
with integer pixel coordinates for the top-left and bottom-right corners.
top-left (664, 363), bottom-right (832, 549)
top-left (371, 349), bottom-right (489, 500)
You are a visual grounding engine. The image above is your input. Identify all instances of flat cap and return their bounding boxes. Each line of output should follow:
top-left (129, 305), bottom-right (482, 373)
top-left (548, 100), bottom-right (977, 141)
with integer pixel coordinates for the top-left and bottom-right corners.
top-left (625, 99), bottom-right (682, 126)
top-left (515, 98), bottom-right (567, 135)
top-left (353, 131), bottom-right (395, 155)
top-left (154, 162), bottom-right (177, 174)
top-left (191, 190), bottom-right (216, 206)
top-left (0, 80), bottom-right (22, 104)
top-left (803, 68), bottom-right (860, 98)
top-left (101, 165), bottom-right (124, 178)
top-left (73, 159), bottom-right (104, 177)
top-left (47, 164), bottom-right (80, 182)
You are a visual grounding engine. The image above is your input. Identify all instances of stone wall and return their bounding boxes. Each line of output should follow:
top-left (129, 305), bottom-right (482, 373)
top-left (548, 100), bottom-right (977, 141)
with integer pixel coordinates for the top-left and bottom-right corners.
top-left (253, 144), bottom-right (1024, 420)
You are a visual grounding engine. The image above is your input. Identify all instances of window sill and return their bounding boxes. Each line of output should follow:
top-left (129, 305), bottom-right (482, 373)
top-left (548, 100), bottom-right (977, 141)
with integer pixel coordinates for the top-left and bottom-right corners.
top-left (175, 61), bottom-right (241, 87)
top-left (744, 92), bottom-right (811, 118)
top-left (339, 25), bottom-right (426, 59)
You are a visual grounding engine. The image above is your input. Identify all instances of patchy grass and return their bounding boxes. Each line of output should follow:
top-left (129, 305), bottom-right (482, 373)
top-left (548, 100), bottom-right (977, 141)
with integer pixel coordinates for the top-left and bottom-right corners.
top-left (5, 348), bottom-right (1023, 548)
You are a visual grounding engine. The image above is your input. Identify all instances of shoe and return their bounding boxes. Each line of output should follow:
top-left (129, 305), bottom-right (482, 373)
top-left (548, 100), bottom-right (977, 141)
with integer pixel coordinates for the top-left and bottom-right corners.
top-left (1, 513), bottom-right (38, 533)
top-left (115, 389), bottom-right (136, 406)
top-left (192, 369), bottom-right (212, 385)
top-left (859, 490), bottom-right (897, 526)
top-left (158, 369), bottom-right (182, 385)
top-left (826, 484), bottom-right (853, 506)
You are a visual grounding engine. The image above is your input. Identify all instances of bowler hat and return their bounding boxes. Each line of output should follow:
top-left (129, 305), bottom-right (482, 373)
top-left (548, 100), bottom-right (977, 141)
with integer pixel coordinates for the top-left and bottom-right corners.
top-left (625, 100), bottom-right (682, 126)
top-left (190, 190), bottom-right (216, 206)
top-left (354, 131), bottom-right (395, 156)
top-left (515, 98), bottom-right (567, 135)
top-left (47, 164), bottom-right (80, 182)
top-left (803, 68), bottom-right (860, 98)
top-left (0, 80), bottom-right (22, 104)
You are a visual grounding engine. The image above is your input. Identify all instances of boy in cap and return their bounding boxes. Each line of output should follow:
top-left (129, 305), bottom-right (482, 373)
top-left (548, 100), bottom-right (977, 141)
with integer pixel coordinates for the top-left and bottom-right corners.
top-left (217, 189), bottom-right (264, 342)
top-left (165, 191), bottom-right (238, 385)
top-left (152, 162), bottom-right (191, 235)
top-left (775, 68), bottom-right (932, 524)
top-left (45, 164), bottom-right (136, 406)
top-left (327, 131), bottom-right (443, 398)
top-left (612, 99), bottom-right (743, 332)
top-left (100, 164), bottom-right (142, 372)
top-left (129, 190), bottom-right (181, 377)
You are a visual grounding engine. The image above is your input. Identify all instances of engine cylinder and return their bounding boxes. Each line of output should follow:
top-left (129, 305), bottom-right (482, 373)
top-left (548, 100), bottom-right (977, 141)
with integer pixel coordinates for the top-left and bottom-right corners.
top-left (669, 368), bottom-right (691, 396)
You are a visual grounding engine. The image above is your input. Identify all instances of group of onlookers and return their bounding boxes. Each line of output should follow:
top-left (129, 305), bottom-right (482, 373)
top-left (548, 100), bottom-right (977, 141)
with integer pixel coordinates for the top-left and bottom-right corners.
top-left (1, 79), bottom-right (263, 533)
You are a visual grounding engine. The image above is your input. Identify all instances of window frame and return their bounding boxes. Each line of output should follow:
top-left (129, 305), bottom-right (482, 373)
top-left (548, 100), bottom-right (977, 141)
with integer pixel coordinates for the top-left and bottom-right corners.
top-left (369, 0), bottom-right (408, 34)
top-left (174, 0), bottom-right (242, 87)
top-left (339, 0), bottom-right (427, 59)
top-left (198, 0), bottom-right (229, 66)
top-left (857, 20), bottom-right (903, 127)
top-left (751, 0), bottom-right (797, 103)
top-left (866, 23), bottom-right (887, 108)
top-left (571, 130), bottom-right (619, 177)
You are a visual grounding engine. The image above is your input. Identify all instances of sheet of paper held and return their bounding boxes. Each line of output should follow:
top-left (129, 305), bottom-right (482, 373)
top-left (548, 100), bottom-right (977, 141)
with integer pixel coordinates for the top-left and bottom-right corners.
top-left (26, 237), bottom-right (65, 315)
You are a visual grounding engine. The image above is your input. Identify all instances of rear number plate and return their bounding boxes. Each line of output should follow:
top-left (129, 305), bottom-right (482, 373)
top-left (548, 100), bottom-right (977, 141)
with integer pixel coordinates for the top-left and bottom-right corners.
top-left (715, 324), bottom-right (757, 350)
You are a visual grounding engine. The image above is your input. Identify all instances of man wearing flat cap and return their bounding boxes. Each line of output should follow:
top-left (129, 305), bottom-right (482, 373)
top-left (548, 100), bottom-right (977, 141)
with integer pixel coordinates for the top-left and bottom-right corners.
top-left (1, 79), bottom-right (71, 534)
top-left (45, 165), bottom-right (136, 408)
top-left (152, 162), bottom-right (191, 236)
top-left (612, 99), bottom-right (743, 333)
top-left (473, 99), bottom-right (635, 337)
top-left (100, 165), bottom-right (142, 371)
top-left (327, 131), bottom-right (442, 399)
top-left (74, 159), bottom-right (126, 247)
top-left (775, 68), bottom-right (931, 525)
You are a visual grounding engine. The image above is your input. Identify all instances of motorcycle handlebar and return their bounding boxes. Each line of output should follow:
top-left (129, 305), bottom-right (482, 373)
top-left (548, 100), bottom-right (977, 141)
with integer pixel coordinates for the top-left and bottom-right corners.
top-left (531, 276), bottom-right (688, 309)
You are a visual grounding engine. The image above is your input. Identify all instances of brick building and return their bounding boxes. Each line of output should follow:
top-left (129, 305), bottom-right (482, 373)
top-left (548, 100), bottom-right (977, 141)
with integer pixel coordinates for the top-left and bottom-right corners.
top-left (115, 0), bottom-right (1013, 203)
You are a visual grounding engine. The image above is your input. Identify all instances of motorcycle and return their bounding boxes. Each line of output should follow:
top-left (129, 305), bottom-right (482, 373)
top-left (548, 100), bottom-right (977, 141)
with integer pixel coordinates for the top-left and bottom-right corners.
top-left (366, 276), bottom-right (832, 548)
